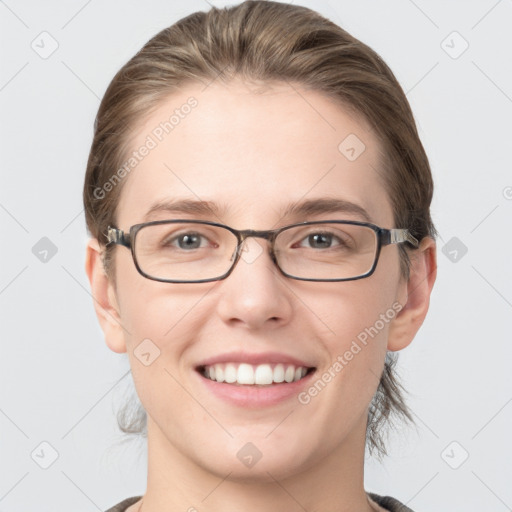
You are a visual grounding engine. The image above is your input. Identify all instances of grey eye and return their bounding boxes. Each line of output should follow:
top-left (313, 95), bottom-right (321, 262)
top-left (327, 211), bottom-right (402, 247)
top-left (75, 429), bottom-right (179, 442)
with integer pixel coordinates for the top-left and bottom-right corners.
top-left (176, 233), bottom-right (203, 249)
top-left (307, 233), bottom-right (335, 249)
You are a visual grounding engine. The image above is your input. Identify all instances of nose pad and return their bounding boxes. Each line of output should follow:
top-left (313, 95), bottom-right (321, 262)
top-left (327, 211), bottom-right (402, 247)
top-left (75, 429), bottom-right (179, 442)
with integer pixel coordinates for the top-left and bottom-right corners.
top-left (238, 238), bottom-right (265, 265)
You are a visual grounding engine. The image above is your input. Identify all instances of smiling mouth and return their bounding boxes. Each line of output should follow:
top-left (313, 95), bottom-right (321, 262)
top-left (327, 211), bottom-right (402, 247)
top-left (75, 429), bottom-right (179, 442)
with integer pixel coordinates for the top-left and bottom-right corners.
top-left (197, 362), bottom-right (316, 386)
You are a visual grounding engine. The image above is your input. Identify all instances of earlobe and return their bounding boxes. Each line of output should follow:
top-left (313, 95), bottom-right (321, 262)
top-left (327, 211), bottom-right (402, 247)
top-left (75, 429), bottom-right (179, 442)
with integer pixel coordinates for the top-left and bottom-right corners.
top-left (387, 237), bottom-right (437, 352)
top-left (85, 238), bottom-right (127, 354)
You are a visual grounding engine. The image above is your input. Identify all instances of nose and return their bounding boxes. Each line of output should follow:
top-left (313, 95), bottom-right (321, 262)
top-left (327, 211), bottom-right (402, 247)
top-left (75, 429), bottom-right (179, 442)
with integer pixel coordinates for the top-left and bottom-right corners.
top-left (214, 237), bottom-right (294, 330)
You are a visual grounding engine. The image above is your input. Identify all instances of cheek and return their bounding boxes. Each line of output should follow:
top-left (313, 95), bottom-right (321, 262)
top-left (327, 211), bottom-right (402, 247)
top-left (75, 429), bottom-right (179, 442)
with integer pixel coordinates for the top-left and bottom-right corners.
top-left (118, 276), bottom-right (217, 354)
top-left (318, 264), bottom-right (401, 351)
top-left (328, 291), bottom-right (391, 372)
top-left (116, 280), bottom-right (218, 423)
top-left (310, 262), bottom-right (401, 396)
top-left (115, 254), bottom-right (220, 392)
top-left (114, 248), bottom-right (202, 338)
top-left (287, 279), bottom-right (399, 463)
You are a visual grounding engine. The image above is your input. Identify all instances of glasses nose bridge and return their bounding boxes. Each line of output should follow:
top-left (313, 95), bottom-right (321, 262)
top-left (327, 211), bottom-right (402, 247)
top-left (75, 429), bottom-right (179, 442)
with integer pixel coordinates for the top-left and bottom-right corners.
top-left (237, 228), bottom-right (276, 243)
top-left (234, 228), bottom-right (278, 262)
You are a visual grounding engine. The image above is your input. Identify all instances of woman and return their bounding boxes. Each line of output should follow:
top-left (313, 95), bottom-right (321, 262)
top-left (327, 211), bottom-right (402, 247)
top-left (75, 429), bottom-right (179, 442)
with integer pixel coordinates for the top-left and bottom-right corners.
top-left (84, 2), bottom-right (437, 511)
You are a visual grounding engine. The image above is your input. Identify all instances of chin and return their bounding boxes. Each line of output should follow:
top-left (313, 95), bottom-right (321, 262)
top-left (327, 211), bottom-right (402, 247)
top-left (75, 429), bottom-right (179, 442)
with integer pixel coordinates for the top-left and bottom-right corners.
top-left (193, 436), bottom-right (315, 483)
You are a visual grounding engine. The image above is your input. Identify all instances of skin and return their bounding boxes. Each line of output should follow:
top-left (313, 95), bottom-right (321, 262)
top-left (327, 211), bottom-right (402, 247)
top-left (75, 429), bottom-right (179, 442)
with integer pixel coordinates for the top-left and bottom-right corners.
top-left (86, 79), bottom-right (436, 512)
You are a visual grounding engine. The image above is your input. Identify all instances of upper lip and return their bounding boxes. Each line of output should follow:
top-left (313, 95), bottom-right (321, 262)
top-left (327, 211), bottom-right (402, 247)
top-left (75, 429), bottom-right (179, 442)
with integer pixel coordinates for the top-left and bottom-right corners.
top-left (196, 351), bottom-right (316, 369)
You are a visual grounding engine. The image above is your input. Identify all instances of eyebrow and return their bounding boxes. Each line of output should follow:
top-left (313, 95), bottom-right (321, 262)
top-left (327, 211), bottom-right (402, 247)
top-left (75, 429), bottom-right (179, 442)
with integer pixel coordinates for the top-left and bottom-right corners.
top-left (281, 198), bottom-right (372, 223)
top-left (143, 198), bottom-right (228, 221)
top-left (142, 197), bottom-right (373, 223)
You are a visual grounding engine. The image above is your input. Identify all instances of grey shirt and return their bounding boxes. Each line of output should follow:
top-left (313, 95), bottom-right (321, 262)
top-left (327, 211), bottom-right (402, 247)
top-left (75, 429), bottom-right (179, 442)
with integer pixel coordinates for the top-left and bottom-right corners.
top-left (105, 493), bottom-right (414, 512)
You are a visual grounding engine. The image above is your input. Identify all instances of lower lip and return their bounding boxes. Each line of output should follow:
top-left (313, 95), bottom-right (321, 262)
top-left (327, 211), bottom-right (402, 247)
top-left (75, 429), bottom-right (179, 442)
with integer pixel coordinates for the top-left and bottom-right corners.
top-left (195, 370), bottom-right (316, 408)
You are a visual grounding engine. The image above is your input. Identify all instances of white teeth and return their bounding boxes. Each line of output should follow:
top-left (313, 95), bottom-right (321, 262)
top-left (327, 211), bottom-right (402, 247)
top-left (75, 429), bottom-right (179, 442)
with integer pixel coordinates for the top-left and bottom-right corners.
top-left (284, 365), bottom-right (295, 383)
top-left (237, 363), bottom-right (254, 384)
top-left (273, 363), bottom-right (285, 383)
top-left (254, 364), bottom-right (273, 385)
top-left (203, 362), bottom-right (311, 385)
top-left (215, 365), bottom-right (225, 383)
top-left (224, 363), bottom-right (237, 383)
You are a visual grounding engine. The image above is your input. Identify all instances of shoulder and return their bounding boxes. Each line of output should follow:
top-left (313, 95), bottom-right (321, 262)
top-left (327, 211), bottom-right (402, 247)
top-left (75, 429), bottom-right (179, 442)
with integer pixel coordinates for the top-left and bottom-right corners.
top-left (367, 492), bottom-right (415, 512)
top-left (104, 496), bottom-right (142, 512)
top-left (106, 494), bottom-right (413, 512)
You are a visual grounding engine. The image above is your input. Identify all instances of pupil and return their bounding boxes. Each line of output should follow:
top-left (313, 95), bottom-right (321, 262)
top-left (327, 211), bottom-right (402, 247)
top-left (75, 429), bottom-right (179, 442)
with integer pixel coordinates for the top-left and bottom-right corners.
top-left (310, 233), bottom-right (331, 248)
top-left (179, 234), bottom-right (200, 249)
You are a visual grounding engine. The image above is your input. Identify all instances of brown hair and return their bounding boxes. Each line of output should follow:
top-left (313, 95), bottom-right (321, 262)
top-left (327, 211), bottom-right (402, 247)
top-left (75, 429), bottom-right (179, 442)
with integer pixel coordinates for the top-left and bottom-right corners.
top-left (84, 0), bottom-right (435, 458)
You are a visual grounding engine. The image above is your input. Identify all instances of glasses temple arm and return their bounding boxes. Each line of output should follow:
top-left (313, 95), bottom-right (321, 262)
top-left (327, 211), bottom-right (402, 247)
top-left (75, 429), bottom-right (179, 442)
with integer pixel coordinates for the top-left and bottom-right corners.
top-left (106, 226), bottom-right (131, 248)
top-left (386, 229), bottom-right (419, 248)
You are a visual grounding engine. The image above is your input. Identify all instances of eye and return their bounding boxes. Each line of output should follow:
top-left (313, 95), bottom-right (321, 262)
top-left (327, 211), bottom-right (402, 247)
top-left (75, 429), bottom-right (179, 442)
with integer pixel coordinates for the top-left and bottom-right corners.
top-left (294, 231), bottom-right (349, 250)
top-left (303, 232), bottom-right (338, 249)
top-left (163, 231), bottom-right (211, 250)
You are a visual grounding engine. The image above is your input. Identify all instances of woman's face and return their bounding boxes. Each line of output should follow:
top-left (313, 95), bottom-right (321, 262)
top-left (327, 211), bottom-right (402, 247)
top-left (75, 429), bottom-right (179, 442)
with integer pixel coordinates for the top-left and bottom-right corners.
top-left (106, 80), bottom-right (409, 480)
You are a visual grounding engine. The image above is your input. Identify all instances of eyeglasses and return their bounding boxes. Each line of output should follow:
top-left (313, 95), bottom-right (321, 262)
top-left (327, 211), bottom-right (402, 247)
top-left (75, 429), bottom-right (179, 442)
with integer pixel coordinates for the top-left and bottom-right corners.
top-left (106, 219), bottom-right (419, 283)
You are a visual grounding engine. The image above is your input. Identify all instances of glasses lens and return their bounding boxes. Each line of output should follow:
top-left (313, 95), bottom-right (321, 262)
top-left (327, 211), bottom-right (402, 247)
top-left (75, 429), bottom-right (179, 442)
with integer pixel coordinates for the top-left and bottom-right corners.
top-left (275, 222), bottom-right (378, 280)
top-left (134, 222), bottom-right (238, 282)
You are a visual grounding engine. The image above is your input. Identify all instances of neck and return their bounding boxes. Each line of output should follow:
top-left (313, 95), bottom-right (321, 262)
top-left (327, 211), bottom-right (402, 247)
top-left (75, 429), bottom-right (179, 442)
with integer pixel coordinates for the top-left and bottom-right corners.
top-left (140, 414), bottom-right (376, 512)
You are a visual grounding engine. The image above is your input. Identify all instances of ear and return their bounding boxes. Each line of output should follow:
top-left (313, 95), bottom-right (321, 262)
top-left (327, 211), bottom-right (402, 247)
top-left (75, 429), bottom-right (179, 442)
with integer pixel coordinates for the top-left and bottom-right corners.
top-left (85, 238), bottom-right (127, 354)
top-left (387, 237), bottom-right (437, 351)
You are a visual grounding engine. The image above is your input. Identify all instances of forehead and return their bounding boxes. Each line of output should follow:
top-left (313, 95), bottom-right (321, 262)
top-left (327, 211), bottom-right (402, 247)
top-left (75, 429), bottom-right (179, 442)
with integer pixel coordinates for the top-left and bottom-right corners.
top-left (116, 80), bottom-right (393, 229)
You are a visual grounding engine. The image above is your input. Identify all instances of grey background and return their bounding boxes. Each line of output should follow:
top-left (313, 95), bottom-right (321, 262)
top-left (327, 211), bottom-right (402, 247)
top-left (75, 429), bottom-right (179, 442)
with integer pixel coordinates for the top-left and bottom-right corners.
top-left (1, 1), bottom-right (511, 511)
